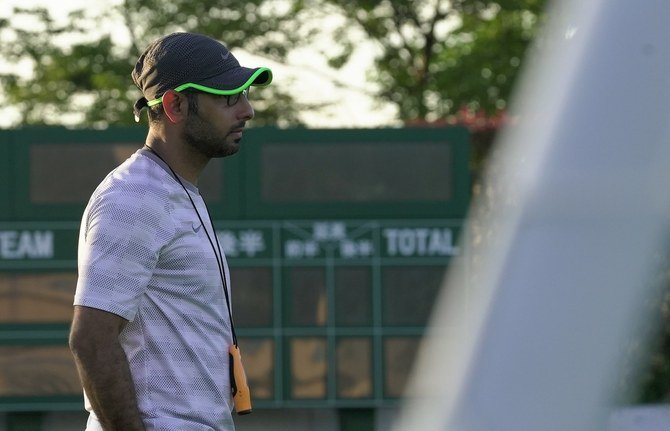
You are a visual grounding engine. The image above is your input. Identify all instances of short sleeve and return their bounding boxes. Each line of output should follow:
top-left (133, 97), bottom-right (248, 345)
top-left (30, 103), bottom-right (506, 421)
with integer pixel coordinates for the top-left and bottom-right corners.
top-left (74, 180), bottom-right (173, 321)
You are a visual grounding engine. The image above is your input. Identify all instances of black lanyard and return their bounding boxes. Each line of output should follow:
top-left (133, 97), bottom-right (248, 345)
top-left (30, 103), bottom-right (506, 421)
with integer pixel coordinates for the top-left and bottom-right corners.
top-left (144, 145), bottom-right (238, 346)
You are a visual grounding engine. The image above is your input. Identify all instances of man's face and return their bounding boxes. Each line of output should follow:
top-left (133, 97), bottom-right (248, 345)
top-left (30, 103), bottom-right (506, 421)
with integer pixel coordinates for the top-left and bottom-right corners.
top-left (182, 89), bottom-right (255, 158)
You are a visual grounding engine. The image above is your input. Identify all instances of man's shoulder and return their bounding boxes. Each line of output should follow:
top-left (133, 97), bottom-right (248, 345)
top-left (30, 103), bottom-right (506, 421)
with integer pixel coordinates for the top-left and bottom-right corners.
top-left (115, 150), bottom-right (166, 185)
top-left (89, 151), bottom-right (173, 211)
top-left (102, 151), bottom-right (168, 191)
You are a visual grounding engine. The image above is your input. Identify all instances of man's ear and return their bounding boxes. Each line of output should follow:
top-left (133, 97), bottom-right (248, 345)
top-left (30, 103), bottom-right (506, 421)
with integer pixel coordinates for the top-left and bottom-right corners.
top-left (162, 90), bottom-right (188, 124)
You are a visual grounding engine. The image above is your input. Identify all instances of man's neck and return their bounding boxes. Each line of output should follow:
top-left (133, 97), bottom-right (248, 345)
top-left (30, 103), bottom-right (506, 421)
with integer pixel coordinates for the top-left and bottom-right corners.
top-left (144, 132), bottom-right (208, 185)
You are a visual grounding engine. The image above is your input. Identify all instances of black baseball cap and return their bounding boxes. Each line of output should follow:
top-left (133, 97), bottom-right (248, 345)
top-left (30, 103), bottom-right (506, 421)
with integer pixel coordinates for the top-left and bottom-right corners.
top-left (132, 32), bottom-right (273, 121)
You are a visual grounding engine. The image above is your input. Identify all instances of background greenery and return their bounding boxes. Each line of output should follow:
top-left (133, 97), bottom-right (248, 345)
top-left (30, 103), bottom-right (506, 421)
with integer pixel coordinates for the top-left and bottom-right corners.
top-left (0, 0), bottom-right (544, 129)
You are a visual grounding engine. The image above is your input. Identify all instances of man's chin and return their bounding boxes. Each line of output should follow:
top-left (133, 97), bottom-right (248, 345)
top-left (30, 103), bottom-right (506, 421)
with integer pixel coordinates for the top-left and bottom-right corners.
top-left (212, 143), bottom-right (240, 158)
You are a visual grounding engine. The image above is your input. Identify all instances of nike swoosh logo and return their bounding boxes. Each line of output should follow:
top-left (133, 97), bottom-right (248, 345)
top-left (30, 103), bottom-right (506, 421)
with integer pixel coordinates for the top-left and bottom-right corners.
top-left (192, 222), bottom-right (202, 233)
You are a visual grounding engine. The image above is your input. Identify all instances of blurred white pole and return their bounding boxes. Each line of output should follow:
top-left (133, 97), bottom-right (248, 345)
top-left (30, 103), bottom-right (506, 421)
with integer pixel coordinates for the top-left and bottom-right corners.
top-left (393, 0), bottom-right (670, 430)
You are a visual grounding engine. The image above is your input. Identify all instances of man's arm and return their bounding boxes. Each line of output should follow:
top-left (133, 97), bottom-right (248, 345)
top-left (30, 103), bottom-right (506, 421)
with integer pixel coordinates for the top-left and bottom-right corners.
top-left (69, 305), bottom-right (145, 431)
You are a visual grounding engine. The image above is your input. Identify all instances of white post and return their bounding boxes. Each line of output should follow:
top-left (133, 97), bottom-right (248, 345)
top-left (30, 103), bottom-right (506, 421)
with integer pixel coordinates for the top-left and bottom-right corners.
top-left (394, 0), bottom-right (670, 430)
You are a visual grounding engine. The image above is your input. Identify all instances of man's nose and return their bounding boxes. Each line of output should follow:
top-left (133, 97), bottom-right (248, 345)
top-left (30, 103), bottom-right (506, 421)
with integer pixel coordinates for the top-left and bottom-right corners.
top-left (236, 96), bottom-right (254, 121)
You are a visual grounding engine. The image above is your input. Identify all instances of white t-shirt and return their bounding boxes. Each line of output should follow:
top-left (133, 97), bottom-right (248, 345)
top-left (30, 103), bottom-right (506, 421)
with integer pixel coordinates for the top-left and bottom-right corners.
top-left (74, 148), bottom-right (235, 431)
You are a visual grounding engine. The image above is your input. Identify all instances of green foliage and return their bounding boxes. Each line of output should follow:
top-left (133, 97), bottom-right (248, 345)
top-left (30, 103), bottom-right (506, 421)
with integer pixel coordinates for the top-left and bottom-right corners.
top-left (0, 8), bottom-right (127, 126)
top-left (435, 7), bottom-right (541, 114)
top-left (118, 0), bottom-right (306, 60)
top-left (0, 0), bottom-right (546, 127)
top-left (316, 0), bottom-right (547, 121)
top-left (0, 2), bottom-right (309, 128)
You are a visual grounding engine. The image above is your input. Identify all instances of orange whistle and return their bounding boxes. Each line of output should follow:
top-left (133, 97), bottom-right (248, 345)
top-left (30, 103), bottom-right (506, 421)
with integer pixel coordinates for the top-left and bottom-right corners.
top-left (229, 344), bottom-right (252, 415)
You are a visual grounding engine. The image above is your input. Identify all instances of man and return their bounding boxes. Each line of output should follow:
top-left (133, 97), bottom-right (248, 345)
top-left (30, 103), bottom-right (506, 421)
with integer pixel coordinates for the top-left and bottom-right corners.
top-left (69, 32), bottom-right (272, 431)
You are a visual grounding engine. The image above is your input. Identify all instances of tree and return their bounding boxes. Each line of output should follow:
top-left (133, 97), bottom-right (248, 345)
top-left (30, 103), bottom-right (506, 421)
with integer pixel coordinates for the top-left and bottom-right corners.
top-left (0, 1), bottom-right (311, 128)
top-left (1, 0), bottom-right (547, 129)
top-left (313, 0), bottom-right (546, 121)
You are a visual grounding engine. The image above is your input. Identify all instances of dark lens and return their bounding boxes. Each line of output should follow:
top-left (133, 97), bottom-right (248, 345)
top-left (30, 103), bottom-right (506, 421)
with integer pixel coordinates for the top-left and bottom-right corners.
top-left (226, 89), bottom-right (249, 107)
top-left (226, 93), bottom-right (240, 107)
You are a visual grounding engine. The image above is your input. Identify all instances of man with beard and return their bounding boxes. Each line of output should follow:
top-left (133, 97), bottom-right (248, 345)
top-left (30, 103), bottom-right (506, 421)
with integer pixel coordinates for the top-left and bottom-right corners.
top-left (68, 32), bottom-right (272, 431)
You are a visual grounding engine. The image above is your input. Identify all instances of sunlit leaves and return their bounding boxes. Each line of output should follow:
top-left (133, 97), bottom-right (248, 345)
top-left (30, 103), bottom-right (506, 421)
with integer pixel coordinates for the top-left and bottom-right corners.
top-left (316, 0), bottom-right (547, 121)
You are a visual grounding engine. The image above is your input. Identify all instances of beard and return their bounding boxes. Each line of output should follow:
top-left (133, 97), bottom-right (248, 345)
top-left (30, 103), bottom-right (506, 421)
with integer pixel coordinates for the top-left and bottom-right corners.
top-left (182, 111), bottom-right (241, 159)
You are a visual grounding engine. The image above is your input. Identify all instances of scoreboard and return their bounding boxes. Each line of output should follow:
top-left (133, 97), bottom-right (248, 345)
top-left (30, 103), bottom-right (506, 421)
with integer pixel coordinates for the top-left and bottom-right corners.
top-left (0, 126), bottom-right (469, 410)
